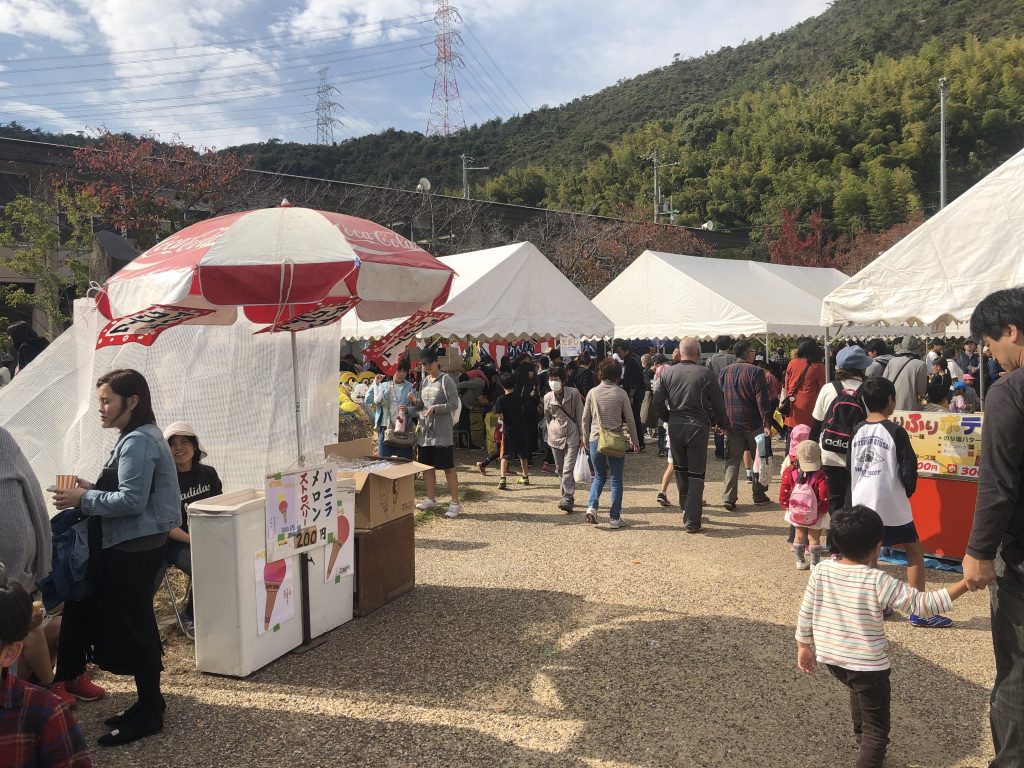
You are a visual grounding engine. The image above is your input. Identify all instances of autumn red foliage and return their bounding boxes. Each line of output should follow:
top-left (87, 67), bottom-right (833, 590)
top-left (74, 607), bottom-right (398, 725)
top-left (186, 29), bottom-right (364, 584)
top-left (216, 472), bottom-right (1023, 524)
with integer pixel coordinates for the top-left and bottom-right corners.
top-left (70, 133), bottom-right (252, 249)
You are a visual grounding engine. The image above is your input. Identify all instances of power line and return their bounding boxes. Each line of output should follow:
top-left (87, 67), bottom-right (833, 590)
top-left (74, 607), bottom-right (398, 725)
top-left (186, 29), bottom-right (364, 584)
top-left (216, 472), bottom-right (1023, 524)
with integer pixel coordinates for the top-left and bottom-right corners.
top-left (462, 23), bottom-right (530, 112)
top-left (0, 38), bottom-right (433, 98)
top-left (0, 14), bottom-right (434, 71)
top-left (458, 37), bottom-right (519, 116)
top-left (458, 65), bottom-right (506, 120)
top-left (6, 59), bottom-right (433, 116)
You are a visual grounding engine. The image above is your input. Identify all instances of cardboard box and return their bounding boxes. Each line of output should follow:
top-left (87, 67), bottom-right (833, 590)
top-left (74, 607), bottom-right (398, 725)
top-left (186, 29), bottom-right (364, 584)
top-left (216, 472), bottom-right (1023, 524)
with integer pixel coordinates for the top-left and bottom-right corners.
top-left (354, 513), bottom-right (415, 616)
top-left (324, 439), bottom-right (430, 530)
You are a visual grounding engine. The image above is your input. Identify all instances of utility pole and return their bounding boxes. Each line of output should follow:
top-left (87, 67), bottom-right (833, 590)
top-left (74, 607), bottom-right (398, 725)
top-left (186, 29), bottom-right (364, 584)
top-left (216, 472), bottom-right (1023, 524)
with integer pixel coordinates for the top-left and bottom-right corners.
top-left (461, 153), bottom-right (488, 199)
top-left (649, 150), bottom-right (678, 222)
top-left (315, 67), bottom-right (342, 145)
top-left (939, 76), bottom-right (948, 210)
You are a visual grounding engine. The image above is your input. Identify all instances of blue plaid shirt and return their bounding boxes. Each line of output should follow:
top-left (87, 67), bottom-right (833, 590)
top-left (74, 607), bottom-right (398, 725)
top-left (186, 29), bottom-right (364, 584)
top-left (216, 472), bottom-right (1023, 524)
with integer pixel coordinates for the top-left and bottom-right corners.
top-left (719, 361), bottom-right (773, 432)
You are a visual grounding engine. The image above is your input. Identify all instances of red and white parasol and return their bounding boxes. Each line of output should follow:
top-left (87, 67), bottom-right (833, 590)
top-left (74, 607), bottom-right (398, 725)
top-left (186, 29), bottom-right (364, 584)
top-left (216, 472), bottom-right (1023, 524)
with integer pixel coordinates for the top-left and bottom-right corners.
top-left (95, 202), bottom-right (454, 347)
top-left (92, 203), bottom-right (455, 462)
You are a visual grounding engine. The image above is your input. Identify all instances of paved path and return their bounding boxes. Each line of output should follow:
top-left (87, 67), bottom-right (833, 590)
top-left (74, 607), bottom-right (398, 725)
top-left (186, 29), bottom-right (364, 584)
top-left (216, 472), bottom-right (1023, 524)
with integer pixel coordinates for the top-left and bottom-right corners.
top-left (80, 445), bottom-right (995, 767)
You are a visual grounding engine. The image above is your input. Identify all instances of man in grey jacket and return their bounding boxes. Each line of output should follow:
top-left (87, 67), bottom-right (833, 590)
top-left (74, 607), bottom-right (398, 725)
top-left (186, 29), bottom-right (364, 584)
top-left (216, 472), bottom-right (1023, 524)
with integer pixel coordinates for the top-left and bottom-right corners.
top-left (654, 337), bottom-right (728, 533)
top-left (882, 335), bottom-right (928, 410)
top-left (864, 338), bottom-right (893, 378)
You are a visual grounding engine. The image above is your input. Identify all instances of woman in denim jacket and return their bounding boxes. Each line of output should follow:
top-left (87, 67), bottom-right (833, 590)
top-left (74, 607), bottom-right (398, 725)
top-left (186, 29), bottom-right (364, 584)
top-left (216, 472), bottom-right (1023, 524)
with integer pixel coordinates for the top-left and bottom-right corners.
top-left (52, 368), bottom-right (179, 747)
top-left (364, 357), bottom-right (418, 460)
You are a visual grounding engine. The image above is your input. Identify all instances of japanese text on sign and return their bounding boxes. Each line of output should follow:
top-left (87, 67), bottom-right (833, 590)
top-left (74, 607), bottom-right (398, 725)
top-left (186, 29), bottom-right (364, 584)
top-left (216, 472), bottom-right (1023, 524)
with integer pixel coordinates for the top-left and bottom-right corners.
top-left (265, 464), bottom-right (336, 560)
top-left (96, 305), bottom-right (215, 348)
top-left (891, 410), bottom-right (984, 481)
top-left (254, 298), bottom-right (360, 334)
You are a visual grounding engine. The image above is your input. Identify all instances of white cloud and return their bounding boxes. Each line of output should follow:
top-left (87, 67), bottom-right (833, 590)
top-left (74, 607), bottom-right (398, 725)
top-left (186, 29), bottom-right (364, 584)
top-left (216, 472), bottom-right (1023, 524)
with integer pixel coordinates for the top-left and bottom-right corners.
top-left (275, 0), bottom-right (434, 45)
top-left (0, 100), bottom-right (82, 132)
top-left (0, 0), bottom-right (88, 46)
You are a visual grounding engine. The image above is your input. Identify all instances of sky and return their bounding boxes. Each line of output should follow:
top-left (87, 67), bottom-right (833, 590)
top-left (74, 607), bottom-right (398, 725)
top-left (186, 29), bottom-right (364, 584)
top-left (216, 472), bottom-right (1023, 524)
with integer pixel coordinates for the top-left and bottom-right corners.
top-left (0, 0), bottom-right (829, 150)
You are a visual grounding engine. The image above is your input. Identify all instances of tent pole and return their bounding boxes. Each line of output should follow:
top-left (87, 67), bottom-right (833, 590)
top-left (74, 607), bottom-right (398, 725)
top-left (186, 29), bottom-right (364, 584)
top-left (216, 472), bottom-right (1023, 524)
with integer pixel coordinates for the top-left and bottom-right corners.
top-left (979, 349), bottom-right (985, 409)
top-left (824, 327), bottom-right (832, 384)
top-left (291, 331), bottom-right (305, 465)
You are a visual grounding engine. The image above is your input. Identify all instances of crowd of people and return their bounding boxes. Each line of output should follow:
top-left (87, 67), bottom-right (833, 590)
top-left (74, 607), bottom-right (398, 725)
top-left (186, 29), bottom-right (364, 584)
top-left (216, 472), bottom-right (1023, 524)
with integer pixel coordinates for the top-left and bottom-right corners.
top-left (2, 287), bottom-right (1023, 768)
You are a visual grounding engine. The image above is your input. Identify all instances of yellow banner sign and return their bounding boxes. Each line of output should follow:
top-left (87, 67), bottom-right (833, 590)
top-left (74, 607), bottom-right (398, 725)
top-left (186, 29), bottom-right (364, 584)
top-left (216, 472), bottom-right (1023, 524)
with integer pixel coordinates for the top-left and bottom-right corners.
top-left (891, 410), bottom-right (983, 480)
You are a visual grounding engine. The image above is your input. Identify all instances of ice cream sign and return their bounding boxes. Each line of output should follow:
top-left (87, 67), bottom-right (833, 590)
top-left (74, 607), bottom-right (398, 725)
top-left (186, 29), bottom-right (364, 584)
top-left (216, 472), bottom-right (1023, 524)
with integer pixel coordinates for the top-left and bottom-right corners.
top-left (265, 465), bottom-right (338, 562)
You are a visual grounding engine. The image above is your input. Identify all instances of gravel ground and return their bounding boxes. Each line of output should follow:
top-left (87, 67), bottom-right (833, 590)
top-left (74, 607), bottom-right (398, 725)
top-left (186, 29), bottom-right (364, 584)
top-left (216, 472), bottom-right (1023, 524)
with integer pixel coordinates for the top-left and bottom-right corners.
top-left (75, 443), bottom-right (996, 768)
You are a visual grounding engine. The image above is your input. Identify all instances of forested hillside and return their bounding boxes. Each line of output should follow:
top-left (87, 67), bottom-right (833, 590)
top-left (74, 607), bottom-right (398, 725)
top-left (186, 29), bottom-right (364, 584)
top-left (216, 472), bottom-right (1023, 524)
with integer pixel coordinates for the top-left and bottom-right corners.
top-left (232, 0), bottom-right (1023, 195)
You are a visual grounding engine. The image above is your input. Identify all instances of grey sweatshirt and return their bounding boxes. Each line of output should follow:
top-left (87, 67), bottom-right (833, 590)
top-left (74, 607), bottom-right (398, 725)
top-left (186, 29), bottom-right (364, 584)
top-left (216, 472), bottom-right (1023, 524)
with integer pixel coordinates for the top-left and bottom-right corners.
top-left (653, 360), bottom-right (728, 428)
top-left (0, 426), bottom-right (50, 590)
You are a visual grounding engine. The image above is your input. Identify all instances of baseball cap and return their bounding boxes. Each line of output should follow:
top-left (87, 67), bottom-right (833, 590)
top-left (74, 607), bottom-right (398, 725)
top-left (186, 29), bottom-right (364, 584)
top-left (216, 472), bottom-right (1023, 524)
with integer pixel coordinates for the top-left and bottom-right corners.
top-left (836, 345), bottom-right (872, 372)
top-left (795, 440), bottom-right (823, 472)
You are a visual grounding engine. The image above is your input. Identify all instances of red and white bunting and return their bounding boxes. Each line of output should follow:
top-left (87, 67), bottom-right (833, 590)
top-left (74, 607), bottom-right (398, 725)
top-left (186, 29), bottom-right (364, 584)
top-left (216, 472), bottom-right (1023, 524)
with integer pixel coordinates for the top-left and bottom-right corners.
top-left (364, 310), bottom-right (454, 375)
top-left (96, 305), bottom-right (216, 349)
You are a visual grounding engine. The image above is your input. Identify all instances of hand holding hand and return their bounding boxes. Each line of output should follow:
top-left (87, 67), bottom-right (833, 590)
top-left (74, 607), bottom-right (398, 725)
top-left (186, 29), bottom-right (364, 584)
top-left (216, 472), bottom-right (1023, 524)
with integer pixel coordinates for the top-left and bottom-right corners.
top-left (797, 644), bottom-right (816, 675)
top-left (962, 554), bottom-right (996, 591)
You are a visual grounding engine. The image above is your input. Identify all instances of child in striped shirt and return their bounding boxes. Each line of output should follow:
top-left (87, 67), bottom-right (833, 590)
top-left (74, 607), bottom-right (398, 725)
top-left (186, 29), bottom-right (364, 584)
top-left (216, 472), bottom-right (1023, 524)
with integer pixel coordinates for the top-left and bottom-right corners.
top-left (795, 505), bottom-right (968, 768)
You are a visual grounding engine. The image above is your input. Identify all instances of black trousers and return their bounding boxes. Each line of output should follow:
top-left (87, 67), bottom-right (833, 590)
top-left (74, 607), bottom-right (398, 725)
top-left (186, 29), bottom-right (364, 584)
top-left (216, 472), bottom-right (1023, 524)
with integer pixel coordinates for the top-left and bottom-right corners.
top-left (827, 665), bottom-right (891, 768)
top-left (824, 464), bottom-right (849, 554)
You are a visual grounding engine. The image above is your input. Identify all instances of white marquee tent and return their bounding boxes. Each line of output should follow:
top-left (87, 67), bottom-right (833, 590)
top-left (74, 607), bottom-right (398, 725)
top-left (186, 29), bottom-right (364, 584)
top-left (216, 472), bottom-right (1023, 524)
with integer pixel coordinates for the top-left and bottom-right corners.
top-left (337, 241), bottom-right (614, 341)
top-left (821, 146), bottom-right (1024, 331)
top-left (592, 250), bottom-right (850, 340)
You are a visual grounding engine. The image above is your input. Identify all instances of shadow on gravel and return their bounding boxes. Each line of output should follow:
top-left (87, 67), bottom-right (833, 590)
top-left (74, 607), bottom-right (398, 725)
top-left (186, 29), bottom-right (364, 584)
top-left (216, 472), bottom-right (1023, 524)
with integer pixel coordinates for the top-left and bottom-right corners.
top-left (95, 585), bottom-right (991, 768)
top-left (416, 538), bottom-right (490, 551)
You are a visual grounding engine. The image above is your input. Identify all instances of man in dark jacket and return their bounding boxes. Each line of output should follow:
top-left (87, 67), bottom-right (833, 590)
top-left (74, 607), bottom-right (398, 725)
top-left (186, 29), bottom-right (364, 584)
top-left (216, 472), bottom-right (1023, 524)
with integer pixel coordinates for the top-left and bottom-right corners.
top-left (614, 339), bottom-right (646, 450)
top-left (705, 335), bottom-right (735, 459)
top-left (965, 287), bottom-right (1024, 767)
top-left (654, 337), bottom-right (727, 533)
top-left (719, 340), bottom-right (773, 509)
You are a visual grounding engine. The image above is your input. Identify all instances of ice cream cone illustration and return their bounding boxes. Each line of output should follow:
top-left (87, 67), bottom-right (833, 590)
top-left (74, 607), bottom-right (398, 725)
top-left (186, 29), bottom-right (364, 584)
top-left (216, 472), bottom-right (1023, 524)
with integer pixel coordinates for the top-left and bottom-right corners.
top-left (263, 559), bottom-right (287, 629)
top-left (327, 514), bottom-right (351, 575)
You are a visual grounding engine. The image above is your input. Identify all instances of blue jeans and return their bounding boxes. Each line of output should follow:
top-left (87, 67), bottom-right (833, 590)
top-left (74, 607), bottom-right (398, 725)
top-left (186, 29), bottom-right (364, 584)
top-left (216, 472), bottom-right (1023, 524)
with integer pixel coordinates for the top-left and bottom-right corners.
top-left (378, 426), bottom-right (414, 460)
top-left (587, 440), bottom-right (625, 520)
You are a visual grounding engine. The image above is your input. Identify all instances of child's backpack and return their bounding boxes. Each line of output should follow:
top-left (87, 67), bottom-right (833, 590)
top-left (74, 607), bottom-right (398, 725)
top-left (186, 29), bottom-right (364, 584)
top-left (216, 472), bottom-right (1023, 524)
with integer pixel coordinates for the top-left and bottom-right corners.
top-left (820, 381), bottom-right (867, 456)
top-left (788, 469), bottom-right (824, 526)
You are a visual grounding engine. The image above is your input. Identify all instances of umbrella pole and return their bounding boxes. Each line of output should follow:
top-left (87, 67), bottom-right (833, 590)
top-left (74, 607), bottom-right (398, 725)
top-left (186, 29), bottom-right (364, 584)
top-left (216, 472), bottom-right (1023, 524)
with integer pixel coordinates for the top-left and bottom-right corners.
top-left (291, 331), bottom-right (305, 465)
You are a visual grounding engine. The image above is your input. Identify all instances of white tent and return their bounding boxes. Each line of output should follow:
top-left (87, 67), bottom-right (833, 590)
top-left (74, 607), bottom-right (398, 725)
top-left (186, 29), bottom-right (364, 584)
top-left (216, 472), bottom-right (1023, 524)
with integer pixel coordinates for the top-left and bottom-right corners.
top-left (591, 250), bottom-right (849, 340)
top-left (0, 300), bottom-right (340, 507)
top-left (821, 146), bottom-right (1024, 330)
top-left (337, 242), bottom-right (614, 340)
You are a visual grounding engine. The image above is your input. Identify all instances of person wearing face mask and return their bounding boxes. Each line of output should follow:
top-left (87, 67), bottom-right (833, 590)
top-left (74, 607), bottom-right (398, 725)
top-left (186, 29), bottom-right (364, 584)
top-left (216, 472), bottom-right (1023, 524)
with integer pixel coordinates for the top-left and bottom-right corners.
top-left (543, 365), bottom-right (585, 513)
top-left (161, 423), bottom-right (223, 640)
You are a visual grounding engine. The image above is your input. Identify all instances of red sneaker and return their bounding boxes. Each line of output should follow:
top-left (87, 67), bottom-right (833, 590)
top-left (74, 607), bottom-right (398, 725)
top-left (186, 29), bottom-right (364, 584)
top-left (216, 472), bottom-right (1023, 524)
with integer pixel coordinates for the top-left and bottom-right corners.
top-left (65, 673), bottom-right (106, 701)
top-left (48, 683), bottom-right (78, 708)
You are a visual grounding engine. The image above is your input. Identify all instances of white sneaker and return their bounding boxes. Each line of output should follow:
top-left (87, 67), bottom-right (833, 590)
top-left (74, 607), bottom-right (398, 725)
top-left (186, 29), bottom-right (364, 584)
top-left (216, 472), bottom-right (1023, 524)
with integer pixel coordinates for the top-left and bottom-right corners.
top-left (415, 498), bottom-right (436, 511)
top-left (585, 507), bottom-right (598, 524)
top-left (608, 518), bottom-right (626, 529)
top-left (444, 503), bottom-right (462, 519)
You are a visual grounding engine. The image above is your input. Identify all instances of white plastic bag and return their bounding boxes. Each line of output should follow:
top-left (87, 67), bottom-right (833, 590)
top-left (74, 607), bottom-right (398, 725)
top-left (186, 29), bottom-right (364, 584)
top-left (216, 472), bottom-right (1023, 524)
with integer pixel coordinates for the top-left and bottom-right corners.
top-left (573, 450), bottom-right (593, 484)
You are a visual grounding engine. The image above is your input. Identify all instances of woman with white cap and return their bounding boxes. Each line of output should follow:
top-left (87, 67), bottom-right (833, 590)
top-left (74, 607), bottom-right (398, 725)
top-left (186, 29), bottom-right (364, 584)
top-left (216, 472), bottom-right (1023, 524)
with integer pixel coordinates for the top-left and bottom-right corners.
top-left (162, 422), bottom-right (222, 638)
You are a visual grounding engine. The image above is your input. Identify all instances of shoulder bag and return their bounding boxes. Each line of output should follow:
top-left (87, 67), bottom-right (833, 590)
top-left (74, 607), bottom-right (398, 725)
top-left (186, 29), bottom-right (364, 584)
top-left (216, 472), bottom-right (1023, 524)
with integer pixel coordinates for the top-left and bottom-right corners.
top-left (779, 361), bottom-right (811, 417)
top-left (593, 391), bottom-right (629, 457)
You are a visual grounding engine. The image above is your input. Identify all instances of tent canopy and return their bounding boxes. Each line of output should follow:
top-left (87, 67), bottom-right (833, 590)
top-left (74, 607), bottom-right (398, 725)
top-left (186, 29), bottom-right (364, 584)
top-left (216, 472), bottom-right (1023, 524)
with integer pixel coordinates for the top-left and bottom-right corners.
top-left (592, 250), bottom-right (849, 340)
top-left (821, 146), bottom-right (1024, 331)
top-left (337, 242), bottom-right (614, 341)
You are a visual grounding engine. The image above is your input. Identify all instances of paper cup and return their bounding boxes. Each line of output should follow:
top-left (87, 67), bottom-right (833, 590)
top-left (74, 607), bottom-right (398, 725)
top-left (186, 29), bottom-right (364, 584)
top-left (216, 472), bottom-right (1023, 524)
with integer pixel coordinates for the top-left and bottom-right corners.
top-left (56, 474), bottom-right (77, 490)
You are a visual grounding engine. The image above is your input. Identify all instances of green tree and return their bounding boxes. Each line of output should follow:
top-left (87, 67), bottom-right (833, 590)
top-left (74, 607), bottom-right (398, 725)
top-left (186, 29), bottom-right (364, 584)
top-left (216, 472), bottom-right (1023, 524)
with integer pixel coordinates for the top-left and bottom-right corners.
top-left (0, 189), bottom-right (99, 338)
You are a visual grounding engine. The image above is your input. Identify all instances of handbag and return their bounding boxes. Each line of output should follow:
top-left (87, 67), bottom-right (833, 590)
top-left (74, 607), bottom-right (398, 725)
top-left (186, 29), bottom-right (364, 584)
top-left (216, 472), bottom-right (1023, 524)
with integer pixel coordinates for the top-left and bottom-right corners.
top-left (779, 361), bottom-right (810, 417)
top-left (640, 389), bottom-right (657, 429)
top-left (593, 393), bottom-right (629, 457)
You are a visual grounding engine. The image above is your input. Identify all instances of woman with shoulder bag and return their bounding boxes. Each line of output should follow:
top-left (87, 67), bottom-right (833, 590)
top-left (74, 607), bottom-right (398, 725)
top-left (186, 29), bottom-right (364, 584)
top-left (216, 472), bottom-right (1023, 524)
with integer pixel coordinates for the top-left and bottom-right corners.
top-left (782, 340), bottom-right (826, 452)
top-left (52, 369), bottom-right (180, 747)
top-left (581, 358), bottom-right (639, 529)
top-left (365, 357), bottom-right (418, 460)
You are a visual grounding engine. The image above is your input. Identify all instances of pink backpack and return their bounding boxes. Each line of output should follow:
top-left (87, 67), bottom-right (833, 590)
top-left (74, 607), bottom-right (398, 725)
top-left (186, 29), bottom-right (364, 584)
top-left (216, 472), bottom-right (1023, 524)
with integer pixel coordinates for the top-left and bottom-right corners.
top-left (788, 469), bottom-right (823, 526)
